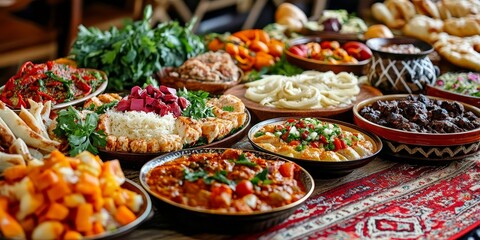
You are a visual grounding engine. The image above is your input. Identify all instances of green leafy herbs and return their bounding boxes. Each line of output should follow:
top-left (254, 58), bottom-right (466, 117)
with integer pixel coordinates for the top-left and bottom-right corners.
top-left (183, 168), bottom-right (234, 187)
top-left (84, 100), bottom-right (119, 114)
top-left (234, 154), bottom-right (257, 167)
top-left (53, 106), bottom-right (106, 156)
top-left (183, 168), bottom-right (207, 182)
top-left (254, 131), bottom-right (265, 137)
top-left (250, 168), bottom-right (272, 186)
top-left (70, 5), bottom-right (205, 91)
top-left (222, 106), bottom-right (234, 112)
top-left (177, 89), bottom-right (214, 119)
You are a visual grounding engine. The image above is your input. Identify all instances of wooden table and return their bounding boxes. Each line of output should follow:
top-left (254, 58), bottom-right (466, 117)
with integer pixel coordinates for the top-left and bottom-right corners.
top-left (122, 134), bottom-right (480, 239)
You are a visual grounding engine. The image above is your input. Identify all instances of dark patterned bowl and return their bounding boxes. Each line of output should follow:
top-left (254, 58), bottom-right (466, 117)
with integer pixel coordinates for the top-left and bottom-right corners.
top-left (366, 37), bottom-right (438, 94)
top-left (139, 148), bottom-right (314, 234)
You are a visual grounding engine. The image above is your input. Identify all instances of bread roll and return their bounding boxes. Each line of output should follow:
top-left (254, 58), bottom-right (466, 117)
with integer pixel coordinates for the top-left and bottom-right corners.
top-left (364, 24), bottom-right (394, 39)
top-left (403, 15), bottom-right (444, 43)
top-left (444, 16), bottom-right (480, 37)
top-left (413, 0), bottom-right (440, 19)
top-left (372, 2), bottom-right (405, 29)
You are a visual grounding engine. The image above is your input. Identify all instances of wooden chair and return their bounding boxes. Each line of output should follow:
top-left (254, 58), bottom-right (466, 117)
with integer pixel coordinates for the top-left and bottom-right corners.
top-left (0, 0), bottom-right (58, 68)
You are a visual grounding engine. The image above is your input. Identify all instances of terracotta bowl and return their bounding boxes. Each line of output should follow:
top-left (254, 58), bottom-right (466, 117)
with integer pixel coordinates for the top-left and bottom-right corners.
top-left (353, 94), bottom-right (480, 161)
top-left (285, 36), bottom-right (370, 75)
top-left (248, 117), bottom-right (383, 178)
top-left (159, 68), bottom-right (243, 95)
top-left (139, 148), bottom-right (314, 234)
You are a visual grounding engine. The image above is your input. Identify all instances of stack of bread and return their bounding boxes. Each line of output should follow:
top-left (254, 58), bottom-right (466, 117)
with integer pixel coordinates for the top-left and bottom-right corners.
top-left (371, 0), bottom-right (480, 71)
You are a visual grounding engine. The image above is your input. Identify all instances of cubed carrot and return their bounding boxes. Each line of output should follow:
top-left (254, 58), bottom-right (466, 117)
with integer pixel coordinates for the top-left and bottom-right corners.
top-left (3, 165), bottom-right (27, 182)
top-left (75, 203), bottom-right (93, 233)
top-left (112, 190), bottom-right (126, 206)
top-left (65, 157), bottom-right (81, 169)
top-left (47, 181), bottom-right (72, 202)
top-left (92, 221), bottom-right (105, 235)
top-left (49, 150), bottom-right (66, 163)
top-left (103, 197), bottom-right (116, 214)
top-left (0, 196), bottom-right (8, 211)
top-left (45, 203), bottom-right (69, 221)
top-left (100, 175), bottom-right (120, 197)
top-left (35, 169), bottom-right (59, 191)
top-left (64, 230), bottom-right (83, 240)
top-left (91, 192), bottom-right (105, 212)
top-left (63, 194), bottom-right (86, 208)
top-left (114, 205), bottom-right (136, 226)
top-left (34, 202), bottom-right (49, 217)
top-left (102, 160), bottom-right (125, 184)
top-left (75, 172), bottom-right (100, 195)
top-left (0, 208), bottom-right (25, 239)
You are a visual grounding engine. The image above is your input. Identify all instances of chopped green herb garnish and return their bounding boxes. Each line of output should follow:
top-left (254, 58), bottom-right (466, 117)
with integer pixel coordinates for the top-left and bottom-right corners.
top-left (235, 154), bottom-right (257, 167)
top-left (254, 131), bottom-right (266, 137)
top-left (250, 168), bottom-right (272, 185)
top-left (222, 106), bottom-right (234, 112)
top-left (204, 170), bottom-right (235, 187)
top-left (178, 89), bottom-right (214, 119)
top-left (183, 168), bottom-right (208, 182)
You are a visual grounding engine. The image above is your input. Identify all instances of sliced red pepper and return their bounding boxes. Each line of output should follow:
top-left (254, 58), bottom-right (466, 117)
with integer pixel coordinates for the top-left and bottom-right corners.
top-left (75, 80), bottom-right (92, 95)
top-left (333, 137), bottom-right (343, 151)
top-left (16, 94), bottom-right (26, 108)
top-left (288, 140), bottom-right (300, 146)
top-left (37, 90), bottom-right (55, 101)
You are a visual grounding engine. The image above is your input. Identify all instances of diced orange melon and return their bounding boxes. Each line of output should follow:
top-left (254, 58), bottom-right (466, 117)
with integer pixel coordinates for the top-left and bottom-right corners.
top-left (75, 203), bottom-right (93, 233)
top-left (45, 203), bottom-right (69, 221)
top-left (114, 205), bottom-right (136, 226)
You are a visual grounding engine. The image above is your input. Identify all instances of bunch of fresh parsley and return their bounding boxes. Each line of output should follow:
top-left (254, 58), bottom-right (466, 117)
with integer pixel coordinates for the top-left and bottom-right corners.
top-left (71, 5), bottom-right (205, 91)
top-left (177, 89), bottom-right (214, 119)
top-left (53, 106), bottom-right (106, 156)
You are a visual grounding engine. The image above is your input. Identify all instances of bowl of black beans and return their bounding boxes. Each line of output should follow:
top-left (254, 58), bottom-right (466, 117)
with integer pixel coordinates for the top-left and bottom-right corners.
top-left (353, 94), bottom-right (480, 161)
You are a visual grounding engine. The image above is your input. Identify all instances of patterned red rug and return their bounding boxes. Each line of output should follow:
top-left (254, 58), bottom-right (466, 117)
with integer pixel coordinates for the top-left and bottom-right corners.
top-left (238, 159), bottom-right (480, 239)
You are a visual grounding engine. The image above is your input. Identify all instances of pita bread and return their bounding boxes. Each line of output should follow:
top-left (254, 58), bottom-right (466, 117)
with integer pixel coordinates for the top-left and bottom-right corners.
top-left (0, 117), bottom-right (15, 148)
top-left (0, 101), bottom-right (59, 152)
top-left (19, 107), bottom-right (49, 139)
top-left (0, 152), bottom-right (25, 174)
top-left (9, 138), bottom-right (35, 163)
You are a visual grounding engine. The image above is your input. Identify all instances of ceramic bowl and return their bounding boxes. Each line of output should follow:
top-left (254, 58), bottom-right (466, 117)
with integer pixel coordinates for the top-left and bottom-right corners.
top-left (248, 117), bottom-right (383, 178)
top-left (85, 179), bottom-right (153, 240)
top-left (285, 36), bottom-right (370, 75)
top-left (0, 69), bottom-right (107, 112)
top-left (139, 148), bottom-right (314, 234)
top-left (99, 109), bottom-right (251, 168)
top-left (366, 37), bottom-right (438, 94)
top-left (353, 94), bottom-right (480, 161)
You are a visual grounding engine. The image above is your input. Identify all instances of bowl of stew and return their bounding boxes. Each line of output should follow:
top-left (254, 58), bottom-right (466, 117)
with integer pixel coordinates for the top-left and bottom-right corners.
top-left (248, 117), bottom-right (382, 178)
top-left (353, 94), bottom-right (480, 161)
top-left (139, 148), bottom-right (314, 233)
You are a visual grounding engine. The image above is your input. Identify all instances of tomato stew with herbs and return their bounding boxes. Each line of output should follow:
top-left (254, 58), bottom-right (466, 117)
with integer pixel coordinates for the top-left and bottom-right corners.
top-left (146, 149), bottom-right (307, 213)
top-left (0, 61), bottom-right (105, 108)
top-left (252, 118), bottom-right (375, 161)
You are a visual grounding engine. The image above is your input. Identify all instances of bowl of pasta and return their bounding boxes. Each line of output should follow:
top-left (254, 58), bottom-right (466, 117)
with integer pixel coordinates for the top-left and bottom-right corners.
top-left (248, 117), bottom-right (383, 177)
top-left (224, 71), bottom-right (383, 121)
top-left (139, 148), bottom-right (314, 233)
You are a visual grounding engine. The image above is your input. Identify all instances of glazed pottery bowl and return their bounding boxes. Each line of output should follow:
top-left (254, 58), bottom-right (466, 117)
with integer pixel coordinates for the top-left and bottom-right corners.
top-left (353, 94), bottom-right (480, 161)
top-left (139, 148), bottom-right (314, 234)
top-left (366, 37), bottom-right (438, 94)
top-left (248, 117), bottom-right (383, 178)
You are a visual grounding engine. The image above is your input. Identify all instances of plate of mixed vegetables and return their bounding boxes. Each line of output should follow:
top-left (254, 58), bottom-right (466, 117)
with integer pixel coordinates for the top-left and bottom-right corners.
top-left (427, 72), bottom-right (480, 107)
top-left (0, 61), bottom-right (107, 111)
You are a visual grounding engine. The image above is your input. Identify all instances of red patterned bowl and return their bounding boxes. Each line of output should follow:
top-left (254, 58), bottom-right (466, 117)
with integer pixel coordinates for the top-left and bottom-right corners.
top-left (353, 94), bottom-right (480, 161)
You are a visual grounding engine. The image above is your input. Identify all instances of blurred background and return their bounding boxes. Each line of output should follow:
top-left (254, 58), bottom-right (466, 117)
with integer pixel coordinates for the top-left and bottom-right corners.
top-left (0, 0), bottom-right (373, 84)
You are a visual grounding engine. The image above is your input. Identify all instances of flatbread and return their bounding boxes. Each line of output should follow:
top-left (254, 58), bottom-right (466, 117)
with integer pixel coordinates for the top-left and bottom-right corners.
top-left (19, 107), bottom-right (49, 139)
top-left (0, 152), bottom-right (25, 174)
top-left (9, 138), bottom-right (35, 163)
top-left (0, 117), bottom-right (15, 148)
top-left (0, 101), bottom-right (59, 152)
